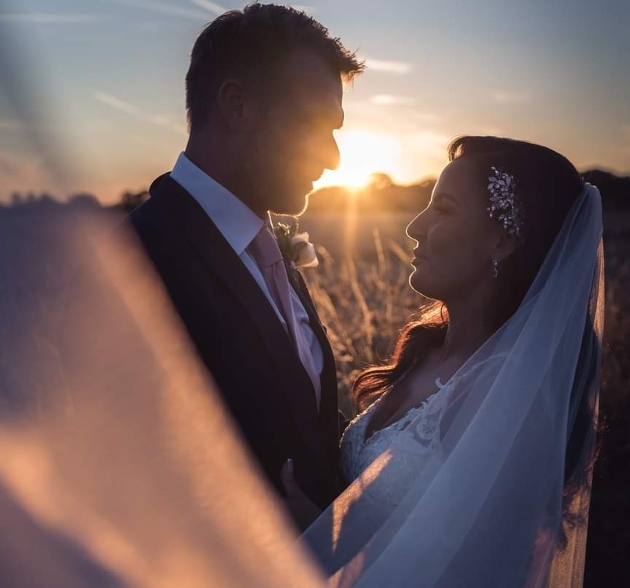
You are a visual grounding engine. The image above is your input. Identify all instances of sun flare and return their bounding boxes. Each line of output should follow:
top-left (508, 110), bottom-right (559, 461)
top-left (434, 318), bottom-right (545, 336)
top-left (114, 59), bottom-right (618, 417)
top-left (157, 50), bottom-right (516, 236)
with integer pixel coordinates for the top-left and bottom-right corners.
top-left (314, 130), bottom-right (401, 190)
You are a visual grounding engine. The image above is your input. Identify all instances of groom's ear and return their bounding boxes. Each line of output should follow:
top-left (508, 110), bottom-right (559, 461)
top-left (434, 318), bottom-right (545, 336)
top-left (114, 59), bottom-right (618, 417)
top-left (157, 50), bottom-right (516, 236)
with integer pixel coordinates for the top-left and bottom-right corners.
top-left (216, 78), bottom-right (257, 131)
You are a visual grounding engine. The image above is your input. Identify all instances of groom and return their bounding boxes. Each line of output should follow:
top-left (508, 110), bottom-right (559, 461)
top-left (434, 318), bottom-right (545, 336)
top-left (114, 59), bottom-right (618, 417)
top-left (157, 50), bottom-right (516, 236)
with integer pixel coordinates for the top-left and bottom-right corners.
top-left (127, 4), bottom-right (364, 515)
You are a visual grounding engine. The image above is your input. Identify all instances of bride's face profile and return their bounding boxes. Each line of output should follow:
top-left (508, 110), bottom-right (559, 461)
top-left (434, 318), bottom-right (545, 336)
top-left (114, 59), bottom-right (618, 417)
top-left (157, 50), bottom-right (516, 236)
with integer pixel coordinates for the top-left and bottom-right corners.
top-left (406, 159), bottom-right (509, 301)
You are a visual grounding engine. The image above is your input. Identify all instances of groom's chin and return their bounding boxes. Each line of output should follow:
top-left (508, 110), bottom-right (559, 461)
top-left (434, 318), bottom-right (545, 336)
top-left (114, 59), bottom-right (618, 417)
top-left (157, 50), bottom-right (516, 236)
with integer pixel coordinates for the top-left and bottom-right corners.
top-left (269, 193), bottom-right (310, 217)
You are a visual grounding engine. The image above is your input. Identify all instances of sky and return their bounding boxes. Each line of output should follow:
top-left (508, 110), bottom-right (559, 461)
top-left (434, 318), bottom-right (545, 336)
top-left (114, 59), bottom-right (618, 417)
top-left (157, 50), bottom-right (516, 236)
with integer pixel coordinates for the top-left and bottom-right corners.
top-left (0, 0), bottom-right (629, 203)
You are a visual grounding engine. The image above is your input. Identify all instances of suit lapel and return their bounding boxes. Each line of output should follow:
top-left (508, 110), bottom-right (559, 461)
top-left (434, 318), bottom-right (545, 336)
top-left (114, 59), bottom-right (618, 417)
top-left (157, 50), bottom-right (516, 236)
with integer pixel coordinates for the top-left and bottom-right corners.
top-left (149, 176), bottom-right (323, 453)
top-left (287, 268), bottom-right (339, 435)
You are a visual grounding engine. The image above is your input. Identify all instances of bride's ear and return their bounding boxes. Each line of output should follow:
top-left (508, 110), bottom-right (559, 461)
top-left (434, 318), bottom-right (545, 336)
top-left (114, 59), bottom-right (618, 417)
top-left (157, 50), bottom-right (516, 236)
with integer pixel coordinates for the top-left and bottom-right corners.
top-left (492, 230), bottom-right (519, 264)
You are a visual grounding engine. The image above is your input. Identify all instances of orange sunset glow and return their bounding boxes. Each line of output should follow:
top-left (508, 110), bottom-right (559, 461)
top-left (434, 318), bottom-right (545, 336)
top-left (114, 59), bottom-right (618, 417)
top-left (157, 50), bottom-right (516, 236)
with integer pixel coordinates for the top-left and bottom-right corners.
top-left (314, 131), bottom-right (403, 190)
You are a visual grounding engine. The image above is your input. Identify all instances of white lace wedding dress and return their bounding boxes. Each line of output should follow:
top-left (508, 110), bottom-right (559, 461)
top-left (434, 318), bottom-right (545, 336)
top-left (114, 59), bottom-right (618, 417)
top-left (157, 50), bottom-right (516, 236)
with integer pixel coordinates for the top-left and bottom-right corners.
top-left (339, 353), bottom-right (505, 494)
top-left (341, 379), bottom-right (450, 488)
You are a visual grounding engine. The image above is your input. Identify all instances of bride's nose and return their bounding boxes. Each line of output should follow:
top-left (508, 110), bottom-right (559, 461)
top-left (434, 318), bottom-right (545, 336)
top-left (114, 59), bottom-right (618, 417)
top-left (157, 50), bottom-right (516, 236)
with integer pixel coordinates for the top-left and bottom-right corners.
top-left (406, 212), bottom-right (426, 242)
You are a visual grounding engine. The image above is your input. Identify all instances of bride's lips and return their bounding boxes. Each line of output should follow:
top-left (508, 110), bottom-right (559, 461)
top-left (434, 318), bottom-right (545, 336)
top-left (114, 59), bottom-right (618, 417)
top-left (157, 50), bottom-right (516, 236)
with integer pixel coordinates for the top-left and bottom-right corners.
top-left (411, 248), bottom-right (427, 264)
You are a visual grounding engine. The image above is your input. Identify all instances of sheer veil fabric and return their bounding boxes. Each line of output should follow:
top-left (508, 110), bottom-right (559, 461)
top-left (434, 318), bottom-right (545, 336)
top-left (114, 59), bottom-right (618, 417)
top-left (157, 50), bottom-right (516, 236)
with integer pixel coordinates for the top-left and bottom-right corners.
top-left (303, 184), bottom-right (604, 588)
top-left (0, 213), bottom-right (325, 588)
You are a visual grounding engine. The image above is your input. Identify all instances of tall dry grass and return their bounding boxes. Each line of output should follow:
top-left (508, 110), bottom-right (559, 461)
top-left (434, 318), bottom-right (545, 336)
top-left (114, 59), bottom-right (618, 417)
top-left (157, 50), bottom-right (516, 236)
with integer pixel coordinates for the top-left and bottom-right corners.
top-left (301, 231), bottom-right (428, 416)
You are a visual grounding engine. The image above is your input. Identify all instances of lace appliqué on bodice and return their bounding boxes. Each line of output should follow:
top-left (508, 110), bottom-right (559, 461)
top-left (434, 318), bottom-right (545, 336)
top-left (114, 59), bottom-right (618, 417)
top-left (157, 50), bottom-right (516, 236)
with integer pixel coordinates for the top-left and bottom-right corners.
top-left (339, 357), bottom-right (506, 513)
top-left (340, 377), bottom-right (454, 485)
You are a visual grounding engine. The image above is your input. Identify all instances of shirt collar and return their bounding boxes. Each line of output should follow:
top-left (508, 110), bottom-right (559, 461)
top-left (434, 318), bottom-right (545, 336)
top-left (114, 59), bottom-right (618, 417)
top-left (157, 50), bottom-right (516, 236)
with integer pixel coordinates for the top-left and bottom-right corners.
top-left (170, 152), bottom-right (265, 255)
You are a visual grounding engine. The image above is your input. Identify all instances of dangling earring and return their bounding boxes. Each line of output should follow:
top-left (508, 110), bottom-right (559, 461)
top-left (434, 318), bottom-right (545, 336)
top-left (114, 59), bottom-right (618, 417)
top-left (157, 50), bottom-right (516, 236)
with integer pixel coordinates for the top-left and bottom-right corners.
top-left (491, 258), bottom-right (499, 279)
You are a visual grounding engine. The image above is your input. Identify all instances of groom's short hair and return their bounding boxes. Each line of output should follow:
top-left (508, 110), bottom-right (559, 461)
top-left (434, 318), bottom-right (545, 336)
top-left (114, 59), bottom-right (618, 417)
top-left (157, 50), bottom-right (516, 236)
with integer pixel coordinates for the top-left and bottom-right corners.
top-left (185, 3), bottom-right (364, 131)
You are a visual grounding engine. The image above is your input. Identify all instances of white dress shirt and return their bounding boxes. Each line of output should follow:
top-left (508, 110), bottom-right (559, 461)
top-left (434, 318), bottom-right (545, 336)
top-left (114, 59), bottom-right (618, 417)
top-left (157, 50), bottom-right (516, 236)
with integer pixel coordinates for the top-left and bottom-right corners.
top-left (170, 153), bottom-right (324, 398)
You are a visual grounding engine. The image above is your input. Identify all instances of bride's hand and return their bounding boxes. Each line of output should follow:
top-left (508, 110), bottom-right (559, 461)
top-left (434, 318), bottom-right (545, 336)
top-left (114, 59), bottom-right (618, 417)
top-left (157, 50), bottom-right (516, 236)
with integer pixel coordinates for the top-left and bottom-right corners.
top-left (281, 458), bottom-right (322, 531)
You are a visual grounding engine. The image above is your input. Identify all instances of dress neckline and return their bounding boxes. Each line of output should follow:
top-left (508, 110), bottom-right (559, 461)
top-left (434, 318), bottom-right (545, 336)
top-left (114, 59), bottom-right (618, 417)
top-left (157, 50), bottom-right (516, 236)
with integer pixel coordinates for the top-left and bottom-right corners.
top-left (362, 377), bottom-right (446, 444)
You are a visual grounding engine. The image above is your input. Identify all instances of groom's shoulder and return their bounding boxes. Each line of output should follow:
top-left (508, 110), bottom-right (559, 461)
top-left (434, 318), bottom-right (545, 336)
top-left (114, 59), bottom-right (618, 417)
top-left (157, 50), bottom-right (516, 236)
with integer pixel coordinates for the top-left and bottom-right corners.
top-left (148, 172), bottom-right (175, 198)
top-left (117, 171), bottom-right (203, 254)
top-left (131, 172), bottom-right (200, 221)
top-left (126, 173), bottom-right (178, 226)
top-left (111, 173), bottom-right (171, 244)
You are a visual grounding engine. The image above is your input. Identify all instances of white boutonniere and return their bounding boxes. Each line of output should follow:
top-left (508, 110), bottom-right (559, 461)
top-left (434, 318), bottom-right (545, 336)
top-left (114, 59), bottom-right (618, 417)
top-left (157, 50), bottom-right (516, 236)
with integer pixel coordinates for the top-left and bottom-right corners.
top-left (273, 219), bottom-right (319, 269)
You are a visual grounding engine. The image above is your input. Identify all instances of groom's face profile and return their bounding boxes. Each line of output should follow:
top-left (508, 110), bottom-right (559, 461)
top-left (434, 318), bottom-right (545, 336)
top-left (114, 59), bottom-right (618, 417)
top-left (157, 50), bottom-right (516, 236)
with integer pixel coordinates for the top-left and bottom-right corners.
top-left (246, 49), bottom-right (344, 216)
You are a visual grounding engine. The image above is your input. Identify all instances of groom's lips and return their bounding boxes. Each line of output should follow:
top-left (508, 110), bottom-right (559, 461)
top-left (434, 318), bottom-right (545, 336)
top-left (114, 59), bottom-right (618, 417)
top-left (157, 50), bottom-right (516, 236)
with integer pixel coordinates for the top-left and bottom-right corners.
top-left (302, 172), bottom-right (323, 192)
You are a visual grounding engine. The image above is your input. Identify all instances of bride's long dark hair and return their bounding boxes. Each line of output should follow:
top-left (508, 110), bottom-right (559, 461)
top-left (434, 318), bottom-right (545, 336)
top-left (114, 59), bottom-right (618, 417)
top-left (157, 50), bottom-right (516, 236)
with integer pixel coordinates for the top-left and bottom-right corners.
top-left (353, 136), bottom-right (584, 410)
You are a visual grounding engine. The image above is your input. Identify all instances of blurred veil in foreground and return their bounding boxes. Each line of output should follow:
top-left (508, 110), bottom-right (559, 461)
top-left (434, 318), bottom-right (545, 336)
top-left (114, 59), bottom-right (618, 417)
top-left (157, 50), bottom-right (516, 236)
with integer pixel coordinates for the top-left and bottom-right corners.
top-left (0, 211), bottom-right (324, 587)
top-left (1, 7), bottom-right (323, 583)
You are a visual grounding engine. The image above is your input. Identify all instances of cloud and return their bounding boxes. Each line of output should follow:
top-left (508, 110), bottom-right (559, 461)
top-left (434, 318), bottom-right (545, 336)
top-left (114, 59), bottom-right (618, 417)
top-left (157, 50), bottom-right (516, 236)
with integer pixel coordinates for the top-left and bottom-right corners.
top-left (188, 0), bottom-right (228, 16)
top-left (0, 119), bottom-right (72, 133)
top-left (365, 59), bottom-right (412, 75)
top-left (0, 119), bottom-right (24, 131)
top-left (371, 95), bottom-right (417, 107)
top-left (0, 118), bottom-right (117, 136)
top-left (410, 111), bottom-right (441, 124)
top-left (137, 22), bottom-right (166, 31)
top-left (0, 154), bottom-right (20, 177)
top-left (0, 13), bottom-right (109, 24)
top-left (454, 123), bottom-right (505, 137)
top-left (93, 91), bottom-right (187, 136)
top-left (104, 0), bottom-right (209, 21)
top-left (0, 150), bottom-right (48, 188)
top-left (408, 131), bottom-right (451, 157)
top-left (490, 91), bottom-right (531, 105)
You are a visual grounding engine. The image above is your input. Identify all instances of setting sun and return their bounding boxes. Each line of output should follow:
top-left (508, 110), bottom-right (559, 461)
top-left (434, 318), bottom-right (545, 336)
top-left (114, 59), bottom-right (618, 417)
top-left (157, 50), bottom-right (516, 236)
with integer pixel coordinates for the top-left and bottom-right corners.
top-left (314, 131), bottom-right (401, 189)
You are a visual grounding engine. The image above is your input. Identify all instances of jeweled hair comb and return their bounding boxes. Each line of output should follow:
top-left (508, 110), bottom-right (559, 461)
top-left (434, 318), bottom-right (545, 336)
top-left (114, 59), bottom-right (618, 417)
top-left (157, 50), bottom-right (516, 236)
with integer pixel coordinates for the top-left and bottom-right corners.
top-left (487, 166), bottom-right (522, 237)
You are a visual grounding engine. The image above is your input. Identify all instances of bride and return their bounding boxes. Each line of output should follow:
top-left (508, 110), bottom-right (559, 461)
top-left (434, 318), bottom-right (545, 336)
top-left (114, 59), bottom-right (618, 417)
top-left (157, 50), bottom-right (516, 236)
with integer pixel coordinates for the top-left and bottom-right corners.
top-left (284, 136), bottom-right (605, 588)
top-left (0, 136), bottom-right (603, 588)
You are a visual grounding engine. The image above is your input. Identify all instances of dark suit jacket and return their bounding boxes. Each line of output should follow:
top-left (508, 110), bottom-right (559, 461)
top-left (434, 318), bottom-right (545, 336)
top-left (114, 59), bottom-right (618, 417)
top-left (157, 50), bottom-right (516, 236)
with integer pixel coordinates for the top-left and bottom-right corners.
top-left (125, 174), bottom-right (340, 508)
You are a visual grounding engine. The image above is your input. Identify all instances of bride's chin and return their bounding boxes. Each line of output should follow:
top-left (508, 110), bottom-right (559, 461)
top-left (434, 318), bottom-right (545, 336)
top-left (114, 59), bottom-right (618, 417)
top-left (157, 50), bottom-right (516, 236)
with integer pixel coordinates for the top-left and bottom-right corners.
top-left (409, 272), bottom-right (429, 295)
top-left (409, 273), bottom-right (443, 301)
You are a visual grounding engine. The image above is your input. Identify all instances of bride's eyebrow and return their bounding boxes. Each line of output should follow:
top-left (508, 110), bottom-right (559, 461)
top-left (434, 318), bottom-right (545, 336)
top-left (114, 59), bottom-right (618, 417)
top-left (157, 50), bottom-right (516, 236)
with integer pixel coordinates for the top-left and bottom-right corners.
top-left (432, 192), bottom-right (459, 206)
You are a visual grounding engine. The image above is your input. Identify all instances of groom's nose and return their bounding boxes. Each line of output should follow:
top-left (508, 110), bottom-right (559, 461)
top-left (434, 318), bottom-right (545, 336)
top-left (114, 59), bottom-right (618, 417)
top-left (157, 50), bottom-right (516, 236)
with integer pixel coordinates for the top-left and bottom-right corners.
top-left (320, 133), bottom-right (340, 171)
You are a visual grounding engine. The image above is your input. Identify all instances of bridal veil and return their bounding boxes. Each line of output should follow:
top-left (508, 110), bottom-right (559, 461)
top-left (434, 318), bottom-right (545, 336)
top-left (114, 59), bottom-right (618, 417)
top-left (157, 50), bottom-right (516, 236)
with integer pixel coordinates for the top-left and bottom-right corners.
top-left (303, 183), bottom-right (604, 588)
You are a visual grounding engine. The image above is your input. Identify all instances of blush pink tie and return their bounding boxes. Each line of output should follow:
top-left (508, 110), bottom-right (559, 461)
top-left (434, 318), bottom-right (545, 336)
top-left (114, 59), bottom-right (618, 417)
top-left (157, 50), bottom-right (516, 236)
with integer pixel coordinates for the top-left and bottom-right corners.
top-left (249, 226), bottom-right (321, 410)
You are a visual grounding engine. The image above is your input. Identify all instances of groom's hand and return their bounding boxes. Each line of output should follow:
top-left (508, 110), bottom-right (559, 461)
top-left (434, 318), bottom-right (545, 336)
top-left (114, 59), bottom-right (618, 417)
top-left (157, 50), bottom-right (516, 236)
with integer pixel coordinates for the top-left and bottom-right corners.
top-left (281, 458), bottom-right (322, 532)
